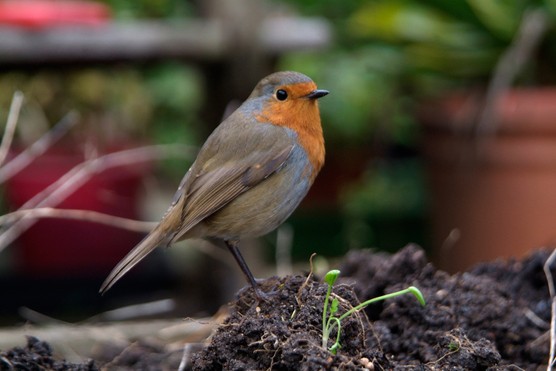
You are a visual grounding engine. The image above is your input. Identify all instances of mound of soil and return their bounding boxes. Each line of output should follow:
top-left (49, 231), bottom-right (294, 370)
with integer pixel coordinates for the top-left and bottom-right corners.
top-left (192, 245), bottom-right (551, 370)
top-left (1, 244), bottom-right (553, 369)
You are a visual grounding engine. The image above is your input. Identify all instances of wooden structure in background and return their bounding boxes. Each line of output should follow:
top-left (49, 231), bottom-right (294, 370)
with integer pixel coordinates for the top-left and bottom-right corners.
top-left (0, 0), bottom-right (331, 128)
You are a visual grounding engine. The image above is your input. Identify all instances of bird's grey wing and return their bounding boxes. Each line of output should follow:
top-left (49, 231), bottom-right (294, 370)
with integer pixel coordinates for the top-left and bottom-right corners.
top-left (171, 143), bottom-right (294, 241)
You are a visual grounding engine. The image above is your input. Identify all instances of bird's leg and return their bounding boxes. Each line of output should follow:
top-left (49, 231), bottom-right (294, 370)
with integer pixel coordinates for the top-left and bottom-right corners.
top-left (225, 239), bottom-right (269, 300)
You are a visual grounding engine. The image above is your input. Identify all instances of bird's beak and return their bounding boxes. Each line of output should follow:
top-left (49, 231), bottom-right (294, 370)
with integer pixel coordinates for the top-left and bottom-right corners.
top-left (306, 89), bottom-right (329, 99)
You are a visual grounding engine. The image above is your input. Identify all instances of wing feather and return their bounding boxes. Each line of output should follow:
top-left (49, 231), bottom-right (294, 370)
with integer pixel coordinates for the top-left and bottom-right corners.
top-left (171, 145), bottom-right (293, 241)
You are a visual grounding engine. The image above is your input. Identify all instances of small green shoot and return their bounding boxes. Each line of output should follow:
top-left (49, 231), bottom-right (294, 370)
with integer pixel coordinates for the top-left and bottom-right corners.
top-left (321, 269), bottom-right (426, 354)
top-left (448, 341), bottom-right (460, 352)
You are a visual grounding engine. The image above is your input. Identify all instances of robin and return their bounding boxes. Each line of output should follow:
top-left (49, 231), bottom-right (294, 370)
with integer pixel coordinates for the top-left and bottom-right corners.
top-left (100, 71), bottom-right (328, 298)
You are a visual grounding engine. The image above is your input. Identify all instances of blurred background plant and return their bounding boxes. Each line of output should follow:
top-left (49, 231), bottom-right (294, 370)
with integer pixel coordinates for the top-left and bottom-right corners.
top-left (349, 0), bottom-right (556, 92)
top-left (281, 0), bottom-right (556, 153)
top-left (0, 64), bottom-right (203, 174)
top-left (101, 0), bottom-right (195, 19)
top-left (337, 0), bottom-right (556, 271)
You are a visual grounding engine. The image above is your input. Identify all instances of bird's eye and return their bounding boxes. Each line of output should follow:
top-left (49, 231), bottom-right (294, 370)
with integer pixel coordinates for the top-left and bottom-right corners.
top-left (276, 89), bottom-right (288, 101)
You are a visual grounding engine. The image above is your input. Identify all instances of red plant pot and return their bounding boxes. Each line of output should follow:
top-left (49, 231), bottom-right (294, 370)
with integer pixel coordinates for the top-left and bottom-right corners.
top-left (4, 148), bottom-right (150, 277)
top-left (419, 89), bottom-right (556, 272)
top-left (0, 0), bottom-right (110, 29)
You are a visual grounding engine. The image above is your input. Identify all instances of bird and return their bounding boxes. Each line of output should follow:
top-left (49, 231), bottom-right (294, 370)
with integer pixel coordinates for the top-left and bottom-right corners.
top-left (99, 71), bottom-right (328, 299)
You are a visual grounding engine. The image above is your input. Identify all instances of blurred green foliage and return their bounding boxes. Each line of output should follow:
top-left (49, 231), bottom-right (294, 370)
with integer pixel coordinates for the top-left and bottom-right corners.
top-left (341, 159), bottom-right (426, 251)
top-left (277, 0), bottom-right (430, 253)
top-left (280, 47), bottom-right (416, 148)
top-left (99, 0), bottom-right (196, 19)
top-left (348, 0), bottom-right (556, 90)
top-left (342, 159), bottom-right (425, 219)
top-left (143, 63), bottom-right (203, 146)
top-left (0, 64), bottom-right (203, 152)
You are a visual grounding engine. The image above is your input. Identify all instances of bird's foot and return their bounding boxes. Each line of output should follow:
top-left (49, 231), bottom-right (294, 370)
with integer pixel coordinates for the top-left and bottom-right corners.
top-left (236, 278), bottom-right (279, 303)
top-left (254, 277), bottom-right (282, 302)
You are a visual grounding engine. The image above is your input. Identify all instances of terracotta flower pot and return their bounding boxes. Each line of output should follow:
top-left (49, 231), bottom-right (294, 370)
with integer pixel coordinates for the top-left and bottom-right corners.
top-left (4, 147), bottom-right (150, 277)
top-left (419, 89), bottom-right (556, 272)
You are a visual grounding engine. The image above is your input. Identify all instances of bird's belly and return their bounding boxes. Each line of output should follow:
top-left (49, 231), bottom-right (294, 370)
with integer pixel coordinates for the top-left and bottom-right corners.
top-left (202, 157), bottom-right (313, 240)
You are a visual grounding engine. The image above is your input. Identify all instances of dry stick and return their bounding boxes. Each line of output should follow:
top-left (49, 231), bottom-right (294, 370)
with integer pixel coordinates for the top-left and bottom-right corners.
top-left (0, 111), bottom-right (79, 184)
top-left (550, 297), bottom-right (556, 370)
top-left (475, 9), bottom-right (548, 139)
top-left (544, 248), bottom-right (556, 370)
top-left (18, 307), bottom-right (68, 325)
top-left (85, 298), bottom-right (176, 322)
top-left (0, 144), bottom-right (196, 254)
top-left (178, 344), bottom-right (193, 371)
top-left (545, 249), bottom-right (556, 298)
top-left (0, 207), bottom-right (157, 233)
top-left (275, 224), bottom-right (294, 276)
top-left (0, 91), bottom-right (24, 167)
top-left (525, 308), bottom-right (550, 329)
top-left (296, 252), bottom-right (316, 307)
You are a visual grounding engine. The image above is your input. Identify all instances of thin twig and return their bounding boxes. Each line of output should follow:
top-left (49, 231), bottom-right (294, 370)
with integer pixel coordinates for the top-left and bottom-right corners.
top-left (545, 248), bottom-right (556, 370)
top-left (178, 343), bottom-right (193, 371)
top-left (296, 253), bottom-right (316, 307)
top-left (0, 111), bottom-right (80, 184)
top-left (545, 248), bottom-right (556, 298)
top-left (0, 207), bottom-right (157, 233)
top-left (18, 307), bottom-right (68, 325)
top-left (525, 308), bottom-right (549, 329)
top-left (275, 224), bottom-right (293, 276)
top-left (475, 9), bottom-right (548, 139)
top-left (0, 91), bottom-right (24, 167)
top-left (85, 299), bottom-right (176, 322)
top-left (0, 144), bottom-right (196, 253)
top-left (550, 297), bottom-right (556, 370)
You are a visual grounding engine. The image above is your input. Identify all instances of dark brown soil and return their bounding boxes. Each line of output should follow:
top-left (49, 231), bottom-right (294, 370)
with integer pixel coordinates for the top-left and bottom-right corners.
top-left (1, 245), bottom-right (552, 370)
top-left (0, 336), bottom-right (97, 370)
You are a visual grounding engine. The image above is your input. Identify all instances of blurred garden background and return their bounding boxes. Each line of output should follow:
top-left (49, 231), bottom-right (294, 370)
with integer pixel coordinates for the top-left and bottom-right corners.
top-left (1, 0), bottom-right (556, 324)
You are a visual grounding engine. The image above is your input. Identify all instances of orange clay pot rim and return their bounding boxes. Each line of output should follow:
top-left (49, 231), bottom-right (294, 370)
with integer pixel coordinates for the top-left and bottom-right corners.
top-left (419, 88), bottom-right (556, 136)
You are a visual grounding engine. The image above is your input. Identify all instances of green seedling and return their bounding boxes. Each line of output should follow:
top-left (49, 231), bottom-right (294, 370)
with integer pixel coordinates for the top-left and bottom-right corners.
top-left (321, 269), bottom-right (426, 354)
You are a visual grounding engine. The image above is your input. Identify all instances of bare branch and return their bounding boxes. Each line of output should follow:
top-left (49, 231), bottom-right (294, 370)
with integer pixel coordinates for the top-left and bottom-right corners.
top-left (0, 111), bottom-right (80, 184)
top-left (275, 224), bottom-right (293, 276)
top-left (545, 248), bottom-right (556, 370)
top-left (0, 207), bottom-right (157, 233)
top-left (85, 299), bottom-right (176, 322)
top-left (0, 143), bottom-right (196, 254)
top-left (550, 297), bottom-right (556, 370)
top-left (475, 9), bottom-right (549, 138)
top-left (0, 91), bottom-right (24, 167)
top-left (545, 249), bottom-right (556, 298)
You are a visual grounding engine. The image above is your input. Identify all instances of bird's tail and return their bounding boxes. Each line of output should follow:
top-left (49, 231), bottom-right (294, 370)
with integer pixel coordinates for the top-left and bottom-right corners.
top-left (99, 225), bottom-right (167, 295)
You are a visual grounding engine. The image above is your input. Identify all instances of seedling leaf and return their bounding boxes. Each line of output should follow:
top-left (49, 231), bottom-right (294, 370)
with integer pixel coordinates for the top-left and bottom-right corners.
top-left (321, 268), bottom-right (426, 354)
top-left (408, 286), bottom-right (426, 306)
top-left (324, 269), bottom-right (340, 286)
